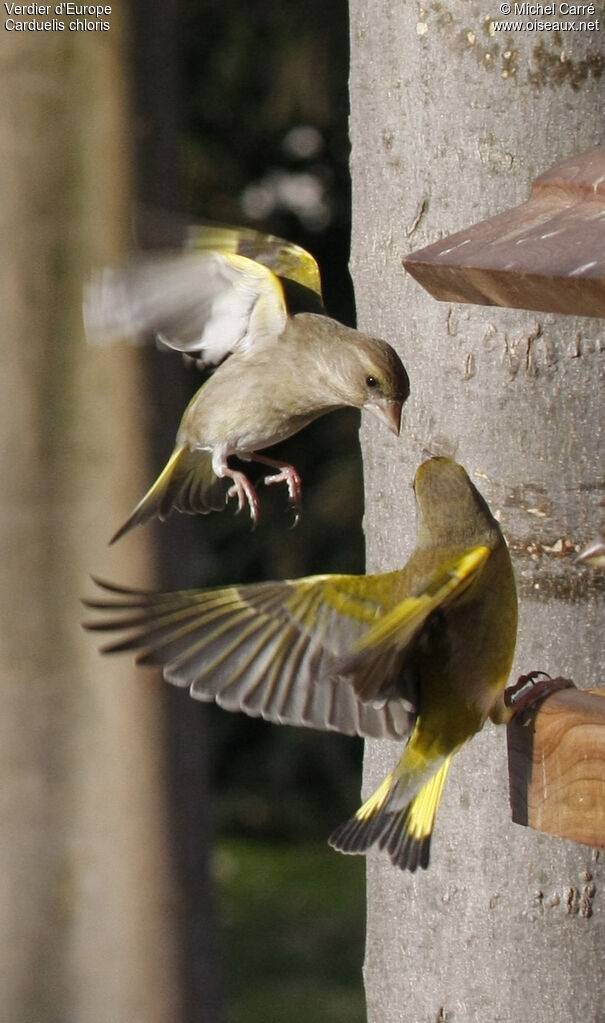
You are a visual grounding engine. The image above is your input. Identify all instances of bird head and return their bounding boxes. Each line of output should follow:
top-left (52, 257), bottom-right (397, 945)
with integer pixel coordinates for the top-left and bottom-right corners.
top-left (328, 328), bottom-right (409, 436)
top-left (362, 379), bottom-right (406, 436)
top-left (284, 314), bottom-right (409, 433)
top-left (414, 457), bottom-right (499, 548)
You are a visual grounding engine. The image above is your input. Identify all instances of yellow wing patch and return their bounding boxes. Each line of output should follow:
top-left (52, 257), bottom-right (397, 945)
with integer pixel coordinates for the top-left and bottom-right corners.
top-left (353, 545), bottom-right (491, 655)
top-left (187, 223), bottom-right (323, 299)
top-left (277, 572), bottom-right (394, 635)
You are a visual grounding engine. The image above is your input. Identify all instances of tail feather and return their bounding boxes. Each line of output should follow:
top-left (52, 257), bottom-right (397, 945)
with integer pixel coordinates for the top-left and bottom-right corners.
top-left (378, 809), bottom-right (432, 872)
top-left (111, 444), bottom-right (229, 543)
top-left (329, 756), bottom-right (452, 872)
top-left (329, 772), bottom-right (396, 854)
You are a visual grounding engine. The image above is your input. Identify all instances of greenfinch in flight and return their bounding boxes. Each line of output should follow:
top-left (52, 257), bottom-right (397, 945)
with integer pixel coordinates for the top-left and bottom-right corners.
top-left (83, 456), bottom-right (518, 870)
top-left (85, 226), bottom-right (409, 539)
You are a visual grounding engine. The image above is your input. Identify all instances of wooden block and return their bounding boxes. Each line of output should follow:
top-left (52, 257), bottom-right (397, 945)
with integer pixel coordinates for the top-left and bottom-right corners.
top-left (507, 686), bottom-right (605, 850)
top-left (403, 146), bottom-right (605, 318)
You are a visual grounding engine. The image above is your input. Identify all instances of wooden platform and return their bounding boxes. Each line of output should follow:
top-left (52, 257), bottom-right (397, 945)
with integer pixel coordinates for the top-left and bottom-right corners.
top-left (507, 685), bottom-right (605, 850)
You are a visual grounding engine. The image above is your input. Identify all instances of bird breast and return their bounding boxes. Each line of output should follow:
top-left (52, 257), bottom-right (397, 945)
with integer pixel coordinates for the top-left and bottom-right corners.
top-left (178, 347), bottom-right (336, 454)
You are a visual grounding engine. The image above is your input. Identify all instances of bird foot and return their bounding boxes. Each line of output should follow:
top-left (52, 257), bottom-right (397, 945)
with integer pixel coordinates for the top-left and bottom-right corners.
top-left (263, 464), bottom-right (302, 526)
top-left (505, 670), bottom-right (576, 716)
top-left (225, 471), bottom-right (260, 526)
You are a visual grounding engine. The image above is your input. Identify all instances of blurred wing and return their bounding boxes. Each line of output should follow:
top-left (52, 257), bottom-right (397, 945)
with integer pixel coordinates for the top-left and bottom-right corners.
top-left (186, 224), bottom-right (323, 301)
top-left (83, 574), bottom-right (412, 740)
top-left (333, 545), bottom-right (492, 703)
top-left (84, 250), bottom-right (288, 365)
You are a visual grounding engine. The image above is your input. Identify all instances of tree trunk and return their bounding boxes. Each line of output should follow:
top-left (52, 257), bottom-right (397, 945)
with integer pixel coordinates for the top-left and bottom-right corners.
top-left (349, 4), bottom-right (605, 1020)
top-left (0, 17), bottom-right (180, 1022)
top-left (129, 0), bottom-right (226, 1015)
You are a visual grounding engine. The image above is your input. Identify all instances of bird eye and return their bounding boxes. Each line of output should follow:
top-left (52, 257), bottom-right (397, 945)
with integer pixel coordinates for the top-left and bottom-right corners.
top-left (366, 375), bottom-right (378, 388)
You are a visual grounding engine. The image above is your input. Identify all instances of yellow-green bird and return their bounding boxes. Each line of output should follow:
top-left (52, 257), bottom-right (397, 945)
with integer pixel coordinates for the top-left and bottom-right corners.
top-left (85, 225), bottom-right (409, 540)
top-left (83, 456), bottom-right (518, 871)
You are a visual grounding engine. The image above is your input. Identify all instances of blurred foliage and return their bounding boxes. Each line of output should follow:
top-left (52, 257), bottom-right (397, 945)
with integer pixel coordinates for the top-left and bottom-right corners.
top-left (178, 0), bottom-right (354, 323)
top-left (216, 839), bottom-right (366, 1023)
top-left (208, 710), bottom-right (363, 842)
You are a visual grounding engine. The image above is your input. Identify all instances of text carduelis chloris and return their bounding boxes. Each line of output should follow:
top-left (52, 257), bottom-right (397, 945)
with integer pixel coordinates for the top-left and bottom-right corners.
top-left (84, 456), bottom-right (518, 871)
top-left (85, 225), bottom-right (409, 540)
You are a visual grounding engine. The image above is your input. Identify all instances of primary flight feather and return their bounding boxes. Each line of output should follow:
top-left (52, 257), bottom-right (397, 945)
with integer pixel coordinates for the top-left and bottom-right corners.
top-left (83, 456), bottom-right (518, 871)
top-left (85, 226), bottom-right (410, 538)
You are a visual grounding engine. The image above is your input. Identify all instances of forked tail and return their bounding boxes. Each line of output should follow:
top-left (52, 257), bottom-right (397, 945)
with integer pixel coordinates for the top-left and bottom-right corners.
top-left (329, 755), bottom-right (453, 872)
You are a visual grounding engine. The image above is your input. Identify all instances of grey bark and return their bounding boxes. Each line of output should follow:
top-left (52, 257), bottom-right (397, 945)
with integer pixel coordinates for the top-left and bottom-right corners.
top-left (0, 19), bottom-right (180, 1023)
top-left (349, 3), bottom-right (605, 1021)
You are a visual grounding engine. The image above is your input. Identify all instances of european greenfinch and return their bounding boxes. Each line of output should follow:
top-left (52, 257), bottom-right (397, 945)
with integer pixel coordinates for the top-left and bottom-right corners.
top-left (85, 226), bottom-right (409, 539)
top-left (83, 456), bottom-right (518, 871)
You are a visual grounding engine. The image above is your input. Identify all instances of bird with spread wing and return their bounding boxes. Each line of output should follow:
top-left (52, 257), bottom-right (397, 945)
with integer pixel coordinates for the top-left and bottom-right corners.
top-left (83, 457), bottom-right (518, 871)
top-left (85, 225), bottom-right (409, 540)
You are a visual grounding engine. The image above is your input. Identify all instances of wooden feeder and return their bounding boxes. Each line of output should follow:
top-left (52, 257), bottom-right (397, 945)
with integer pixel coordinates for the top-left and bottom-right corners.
top-left (403, 146), bottom-right (605, 318)
top-left (507, 686), bottom-right (605, 850)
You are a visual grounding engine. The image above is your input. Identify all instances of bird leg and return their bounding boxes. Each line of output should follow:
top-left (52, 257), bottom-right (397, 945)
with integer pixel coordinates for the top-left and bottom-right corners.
top-left (225, 471), bottom-right (261, 524)
top-left (252, 454), bottom-right (303, 526)
top-left (213, 453), bottom-right (261, 525)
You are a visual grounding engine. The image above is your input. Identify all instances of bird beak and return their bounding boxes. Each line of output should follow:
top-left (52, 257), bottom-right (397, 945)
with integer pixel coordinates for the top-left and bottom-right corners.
top-left (365, 397), bottom-right (402, 436)
top-left (576, 535), bottom-right (605, 567)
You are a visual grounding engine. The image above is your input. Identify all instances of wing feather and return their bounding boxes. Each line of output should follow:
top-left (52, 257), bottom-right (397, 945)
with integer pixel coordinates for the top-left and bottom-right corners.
top-left (332, 546), bottom-right (492, 703)
top-left (186, 224), bottom-right (323, 299)
top-left (84, 250), bottom-right (288, 364)
top-left (83, 575), bottom-right (412, 740)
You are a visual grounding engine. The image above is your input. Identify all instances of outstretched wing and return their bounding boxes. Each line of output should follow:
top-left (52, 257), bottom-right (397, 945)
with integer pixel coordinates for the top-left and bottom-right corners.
top-left (84, 226), bottom-right (324, 364)
top-left (332, 546), bottom-right (492, 703)
top-left (82, 574), bottom-right (413, 741)
top-left (84, 249), bottom-right (288, 365)
top-left (186, 224), bottom-right (323, 300)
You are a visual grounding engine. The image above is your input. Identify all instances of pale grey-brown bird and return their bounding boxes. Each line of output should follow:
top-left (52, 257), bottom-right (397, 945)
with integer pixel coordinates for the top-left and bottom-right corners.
top-left (85, 225), bottom-right (409, 540)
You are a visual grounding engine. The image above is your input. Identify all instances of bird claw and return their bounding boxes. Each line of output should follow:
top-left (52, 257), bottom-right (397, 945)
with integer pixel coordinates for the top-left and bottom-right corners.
top-left (222, 460), bottom-right (301, 528)
top-left (226, 472), bottom-right (260, 527)
top-left (505, 670), bottom-right (576, 716)
top-left (263, 465), bottom-right (302, 526)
